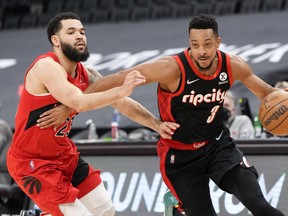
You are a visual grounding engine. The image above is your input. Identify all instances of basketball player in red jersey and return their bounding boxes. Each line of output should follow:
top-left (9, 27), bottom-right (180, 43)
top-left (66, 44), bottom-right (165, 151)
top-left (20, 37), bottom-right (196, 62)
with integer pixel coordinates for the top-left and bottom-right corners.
top-left (43, 14), bottom-right (286, 216)
top-left (6, 12), bottom-right (179, 216)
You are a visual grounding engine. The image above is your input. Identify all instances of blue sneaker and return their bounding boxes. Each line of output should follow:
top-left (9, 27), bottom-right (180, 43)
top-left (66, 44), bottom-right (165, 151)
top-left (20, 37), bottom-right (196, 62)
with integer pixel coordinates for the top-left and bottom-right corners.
top-left (163, 190), bottom-right (186, 216)
top-left (19, 209), bottom-right (40, 216)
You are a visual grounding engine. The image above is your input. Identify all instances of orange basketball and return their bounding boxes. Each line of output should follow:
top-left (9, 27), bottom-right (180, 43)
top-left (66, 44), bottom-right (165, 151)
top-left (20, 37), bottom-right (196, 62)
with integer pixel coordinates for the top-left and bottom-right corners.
top-left (259, 91), bottom-right (288, 136)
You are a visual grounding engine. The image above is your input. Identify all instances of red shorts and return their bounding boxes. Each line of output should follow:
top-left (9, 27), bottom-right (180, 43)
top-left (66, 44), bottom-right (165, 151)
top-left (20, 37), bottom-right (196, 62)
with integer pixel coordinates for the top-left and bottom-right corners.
top-left (7, 148), bottom-right (102, 216)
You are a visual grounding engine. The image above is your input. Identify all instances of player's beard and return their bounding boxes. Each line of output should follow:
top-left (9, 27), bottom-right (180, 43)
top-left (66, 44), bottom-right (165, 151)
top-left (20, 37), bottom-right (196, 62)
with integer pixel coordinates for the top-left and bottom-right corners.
top-left (61, 42), bottom-right (90, 62)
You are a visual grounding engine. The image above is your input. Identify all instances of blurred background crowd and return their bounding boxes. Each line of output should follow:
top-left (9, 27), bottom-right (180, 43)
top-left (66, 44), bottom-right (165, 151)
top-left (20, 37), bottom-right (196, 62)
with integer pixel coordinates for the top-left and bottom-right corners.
top-left (0, 0), bottom-right (288, 141)
top-left (0, 0), bottom-right (286, 30)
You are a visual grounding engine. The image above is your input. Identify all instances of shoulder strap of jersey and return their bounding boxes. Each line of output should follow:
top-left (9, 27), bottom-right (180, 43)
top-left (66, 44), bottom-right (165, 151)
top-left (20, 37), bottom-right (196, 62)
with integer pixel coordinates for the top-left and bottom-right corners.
top-left (219, 50), bottom-right (234, 86)
top-left (175, 49), bottom-right (191, 73)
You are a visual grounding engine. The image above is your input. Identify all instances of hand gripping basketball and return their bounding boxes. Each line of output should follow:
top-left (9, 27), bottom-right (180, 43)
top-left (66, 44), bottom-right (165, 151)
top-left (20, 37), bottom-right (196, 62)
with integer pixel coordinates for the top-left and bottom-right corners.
top-left (259, 91), bottom-right (288, 136)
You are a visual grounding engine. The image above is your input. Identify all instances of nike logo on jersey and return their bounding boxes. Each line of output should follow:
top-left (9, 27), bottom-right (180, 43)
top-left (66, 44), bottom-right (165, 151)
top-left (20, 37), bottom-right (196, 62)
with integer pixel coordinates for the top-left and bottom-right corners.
top-left (215, 130), bottom-right (224, 140)
top-left (187, 79), bottom-right (199, 84)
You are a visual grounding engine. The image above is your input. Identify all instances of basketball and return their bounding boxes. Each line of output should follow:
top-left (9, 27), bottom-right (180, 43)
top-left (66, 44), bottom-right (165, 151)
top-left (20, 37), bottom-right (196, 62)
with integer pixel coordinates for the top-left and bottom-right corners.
top-left (259, 91), bottom-right (288, 136)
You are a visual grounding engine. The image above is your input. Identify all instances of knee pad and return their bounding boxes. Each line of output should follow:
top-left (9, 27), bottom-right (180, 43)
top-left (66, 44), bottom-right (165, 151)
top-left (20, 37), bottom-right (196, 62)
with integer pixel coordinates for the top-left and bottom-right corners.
top-left (59, 199), bottom-right (94, 216)
top-left (59, 198), bottom-right (115, 216)
top-left (87, 199), bottom-right (115, 216)
top-left (97, 200), bottom-right (115, 216)
top-left (80, 182), bottom-right (115, 216)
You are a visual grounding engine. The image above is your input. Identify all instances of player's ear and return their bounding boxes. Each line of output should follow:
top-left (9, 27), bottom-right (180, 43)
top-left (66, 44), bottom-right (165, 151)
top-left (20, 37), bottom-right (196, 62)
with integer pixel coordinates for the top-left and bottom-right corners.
top-left (51, 35), bottom-right (60, 47)
top-left (216, 36), bottom-right (221, 48)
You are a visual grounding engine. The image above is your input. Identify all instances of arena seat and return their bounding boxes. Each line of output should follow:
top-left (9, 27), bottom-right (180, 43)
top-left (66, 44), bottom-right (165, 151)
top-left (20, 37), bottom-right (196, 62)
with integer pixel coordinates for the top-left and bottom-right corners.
top-left (76, 11), bottom-right (92, 24)
top-left (19, 15), bottom-right (38, 29)
top-left (283, 0), bottom-right (288, 9)
top-left (260, 0), bottom-right (283, 12)
top-left (170, 0), bottom-right (193, 18)
top-left (62, 0), bottom-right (81, 12)
top-left (214, 0), bottom-right (237, 15)
top-left (130, 7), bottom-right (151, 21)
top-left (236, 0), bottom-right (261, 14)
top-left (0, 120), bottom-right (29, 212)
top-left (36, 14), bottom-right (52, 27)
top-left (130, 0), bottom-right (152, 21)
top-left (90, 8), bottom-right (110, 23)
top-left (150, 0), bottom-right (172, 19)
top-left (191, 0), bottom-right (214, 15)
top-left (2, 16), bottom-right (20, 30)
top-left (98, 0), bottom-right (114, 10)
top-left (44, 0), bottom-right (64, 15)
top-left (110, 0), bottom-right (133, 22)
top-left (79, 0), bottom-right (98, 12)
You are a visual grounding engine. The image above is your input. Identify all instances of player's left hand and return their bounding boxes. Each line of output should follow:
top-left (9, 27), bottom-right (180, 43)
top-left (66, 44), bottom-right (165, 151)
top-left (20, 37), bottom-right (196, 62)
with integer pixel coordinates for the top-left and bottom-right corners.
top-left (158, 121), bottom-right (180, 139)
top-left (37, 104), bottom-right (74, 130)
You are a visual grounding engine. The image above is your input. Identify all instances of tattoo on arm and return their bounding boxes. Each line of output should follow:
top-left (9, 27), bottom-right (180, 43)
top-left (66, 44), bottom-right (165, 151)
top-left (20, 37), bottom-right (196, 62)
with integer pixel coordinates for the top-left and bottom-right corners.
top-left (86, 67), bottom-right (103, 84)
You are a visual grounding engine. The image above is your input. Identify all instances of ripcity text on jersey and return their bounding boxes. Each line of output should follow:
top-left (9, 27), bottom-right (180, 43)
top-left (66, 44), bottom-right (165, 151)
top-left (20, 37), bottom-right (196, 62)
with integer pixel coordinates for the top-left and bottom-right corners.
top-left (158, 48), bottom-right (234, 144)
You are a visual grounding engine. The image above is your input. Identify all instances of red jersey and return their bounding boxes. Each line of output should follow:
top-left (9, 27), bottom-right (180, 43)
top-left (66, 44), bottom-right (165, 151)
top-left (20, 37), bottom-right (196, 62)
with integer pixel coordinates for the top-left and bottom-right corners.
top-left (11, 52), bottom-right (89, 158)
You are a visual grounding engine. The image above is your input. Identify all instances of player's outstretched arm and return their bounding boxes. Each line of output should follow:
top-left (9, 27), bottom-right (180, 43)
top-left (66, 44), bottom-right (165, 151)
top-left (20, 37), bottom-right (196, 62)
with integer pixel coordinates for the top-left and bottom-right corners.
top-left (37, 67), bottom-right (104, 129)
top-left (112, 97), bottom-right (180, 139)
top-left (33, 58), bottom-right (144, 112)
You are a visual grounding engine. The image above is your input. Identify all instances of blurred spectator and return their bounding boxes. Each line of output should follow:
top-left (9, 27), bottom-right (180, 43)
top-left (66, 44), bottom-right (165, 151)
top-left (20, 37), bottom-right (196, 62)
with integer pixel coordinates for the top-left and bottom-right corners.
top-left (223, 91), bottom-right (255, 139)
top-left (274, 81), bottom-right (288, 90)
top-left (0, 101), bottom-right (13, 150)
top-left (0, 100), bottom-right (13, 187)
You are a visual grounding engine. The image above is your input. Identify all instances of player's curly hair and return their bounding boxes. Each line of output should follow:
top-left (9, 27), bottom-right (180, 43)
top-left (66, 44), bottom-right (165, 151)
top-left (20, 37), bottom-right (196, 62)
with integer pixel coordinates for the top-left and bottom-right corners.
top-left (47, 12), bottom-right (81, 45)
top-left (188, 14), bottom-right (218, 37)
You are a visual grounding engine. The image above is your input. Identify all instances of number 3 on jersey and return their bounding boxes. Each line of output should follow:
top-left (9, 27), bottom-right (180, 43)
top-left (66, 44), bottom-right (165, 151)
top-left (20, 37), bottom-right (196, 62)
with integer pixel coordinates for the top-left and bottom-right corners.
top-left (207, 105), bottom-right (220, 123)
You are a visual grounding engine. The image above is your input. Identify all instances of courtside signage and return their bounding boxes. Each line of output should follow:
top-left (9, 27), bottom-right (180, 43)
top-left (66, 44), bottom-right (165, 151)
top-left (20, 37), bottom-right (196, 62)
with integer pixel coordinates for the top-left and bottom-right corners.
top-left (83, 155), bottom-right (287, 216)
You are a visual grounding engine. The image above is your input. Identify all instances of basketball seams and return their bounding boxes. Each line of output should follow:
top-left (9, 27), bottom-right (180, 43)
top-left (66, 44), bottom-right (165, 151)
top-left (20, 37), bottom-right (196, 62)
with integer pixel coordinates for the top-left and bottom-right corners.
top-left (260, 98), bottom-right (288, 122)
top-left (269, 115), bottom-right (288, 132)
top-left (259, 92), bottom-right (288, 136)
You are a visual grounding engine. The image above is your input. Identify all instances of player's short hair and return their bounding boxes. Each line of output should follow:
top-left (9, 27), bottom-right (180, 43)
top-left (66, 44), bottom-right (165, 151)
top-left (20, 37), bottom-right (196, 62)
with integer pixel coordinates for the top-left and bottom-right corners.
top-left (47, 12), bottom-right (81, 45)
top-left (188, 14), bottom-right (218, 37)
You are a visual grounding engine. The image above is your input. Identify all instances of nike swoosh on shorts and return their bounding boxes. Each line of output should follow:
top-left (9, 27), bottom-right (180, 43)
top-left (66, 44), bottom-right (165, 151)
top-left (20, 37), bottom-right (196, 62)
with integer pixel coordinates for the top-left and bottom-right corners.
top-left (215, 130), bottom-right (224, 140)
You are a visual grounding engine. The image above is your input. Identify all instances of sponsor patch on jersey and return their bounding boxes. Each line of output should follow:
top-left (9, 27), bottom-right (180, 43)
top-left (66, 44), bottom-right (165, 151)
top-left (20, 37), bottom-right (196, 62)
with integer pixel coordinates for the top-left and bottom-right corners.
top-left (218, 72), bottom-right (228, 85)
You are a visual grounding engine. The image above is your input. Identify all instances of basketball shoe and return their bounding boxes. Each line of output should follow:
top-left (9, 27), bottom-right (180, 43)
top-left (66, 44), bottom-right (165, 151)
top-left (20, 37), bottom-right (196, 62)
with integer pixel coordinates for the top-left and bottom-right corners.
top-left (163, 190), bottom-right (186, 216)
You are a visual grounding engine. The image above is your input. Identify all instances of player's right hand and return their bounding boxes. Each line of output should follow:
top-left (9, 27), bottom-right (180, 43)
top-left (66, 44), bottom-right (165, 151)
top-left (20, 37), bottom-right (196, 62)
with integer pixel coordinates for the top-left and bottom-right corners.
top-left (158, 121), bottom-right (180, 139)
top-left (119, 70), bottom-right (146, 97)
top-left (37, 104), bottom-right (74, 130)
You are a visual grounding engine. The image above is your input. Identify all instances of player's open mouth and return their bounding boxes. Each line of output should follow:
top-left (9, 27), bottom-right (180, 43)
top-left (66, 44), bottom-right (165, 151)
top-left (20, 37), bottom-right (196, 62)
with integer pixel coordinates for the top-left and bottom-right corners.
top-left (199, 58), bottom-right (209, 64)
top-left (76, 42), bottom-right (85, 47)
